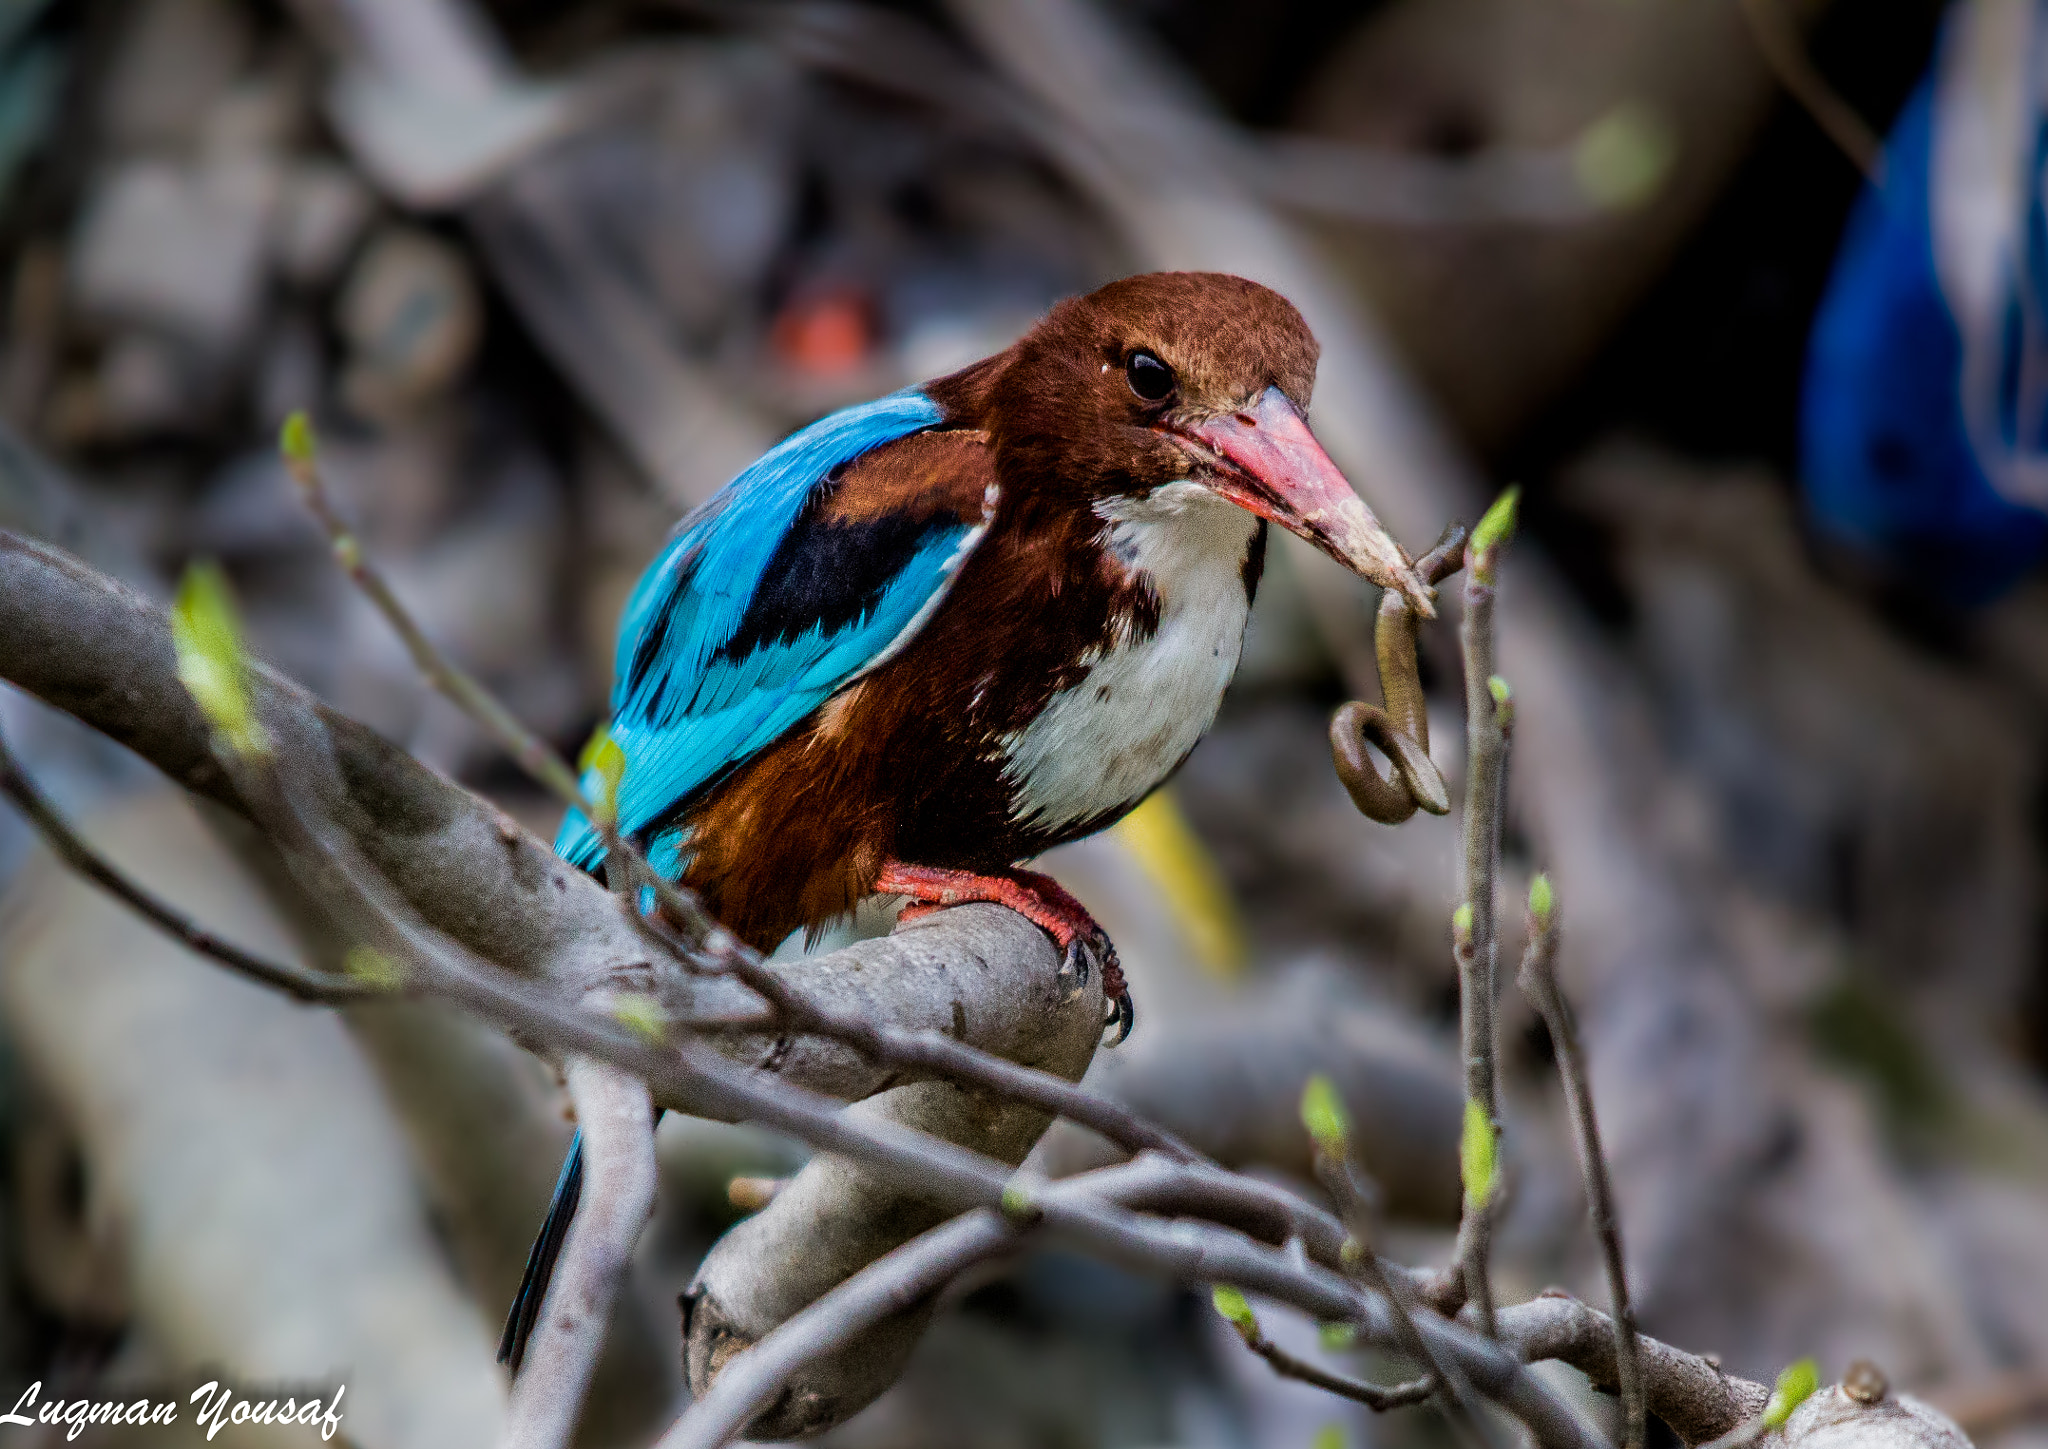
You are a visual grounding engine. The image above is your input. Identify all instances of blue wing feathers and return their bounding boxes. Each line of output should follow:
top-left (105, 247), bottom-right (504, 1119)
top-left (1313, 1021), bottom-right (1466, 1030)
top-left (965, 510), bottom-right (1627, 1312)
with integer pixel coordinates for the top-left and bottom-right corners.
top-left (555, 390), bottom-right (964, 873)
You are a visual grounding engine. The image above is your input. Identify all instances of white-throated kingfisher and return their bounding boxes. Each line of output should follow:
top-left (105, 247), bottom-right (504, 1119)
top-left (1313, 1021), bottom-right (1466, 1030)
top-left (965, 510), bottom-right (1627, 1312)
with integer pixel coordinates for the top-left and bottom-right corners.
top-left (499, 271), bottom-right (1428, 1369)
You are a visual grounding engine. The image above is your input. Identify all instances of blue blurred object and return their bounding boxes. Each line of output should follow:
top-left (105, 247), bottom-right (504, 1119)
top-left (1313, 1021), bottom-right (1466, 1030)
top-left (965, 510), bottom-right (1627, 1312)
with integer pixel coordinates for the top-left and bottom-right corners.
top-left (1801, 0), bottom-right (2048, 604)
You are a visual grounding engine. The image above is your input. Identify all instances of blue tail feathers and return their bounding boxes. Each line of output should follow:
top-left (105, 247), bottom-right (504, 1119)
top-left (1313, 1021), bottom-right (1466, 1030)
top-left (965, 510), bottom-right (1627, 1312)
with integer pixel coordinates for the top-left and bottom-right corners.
top-left (498, 1130), bottom-right (584, 1372)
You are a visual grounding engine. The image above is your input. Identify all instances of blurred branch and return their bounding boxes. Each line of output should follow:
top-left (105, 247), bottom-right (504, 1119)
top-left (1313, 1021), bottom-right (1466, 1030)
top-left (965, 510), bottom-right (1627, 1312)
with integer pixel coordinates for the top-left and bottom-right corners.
top-left (1518, 881), bottom-right (1644, 1449)
top-left (282, 0), bottom-right (772, 505)
top-left (1737, 0), bottom-right (1885, 185)
top-left (702, 1), bottom-right (1603, 228)
top-left (0, 728), bottom-right (374, 1005)
top-left (504, 1056), bottom-right (657, 1449)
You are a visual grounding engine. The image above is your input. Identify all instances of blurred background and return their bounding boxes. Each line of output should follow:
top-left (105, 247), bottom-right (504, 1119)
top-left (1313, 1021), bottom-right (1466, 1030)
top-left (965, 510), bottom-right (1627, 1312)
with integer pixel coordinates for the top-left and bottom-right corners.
top-left (8, 0), bottom-right (2048, 1446)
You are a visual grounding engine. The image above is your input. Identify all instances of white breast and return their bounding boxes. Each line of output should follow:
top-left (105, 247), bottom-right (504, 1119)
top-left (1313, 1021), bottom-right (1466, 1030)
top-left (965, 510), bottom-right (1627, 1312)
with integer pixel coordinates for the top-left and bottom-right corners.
top-left (1001, 482), bottom-right (1259, 835)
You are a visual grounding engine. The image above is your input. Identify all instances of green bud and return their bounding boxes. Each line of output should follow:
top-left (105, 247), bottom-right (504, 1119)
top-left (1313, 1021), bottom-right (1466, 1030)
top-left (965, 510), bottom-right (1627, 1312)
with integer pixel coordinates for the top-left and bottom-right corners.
top-left (579, 723), bottom-right (628, 827)
top-left (279, 410), bottom-right (318, 465)
top-left (1300, 1074), bottom-right (1350, 1157)
top-left (1310, 1427), bottom-right (1346, 1449)
top-left (1460, 1098), bottom-right (1497, 1213)
top-left (1529, 873), bottom-right (1556, 927)
top-left (172, 561), bottom-right (269, 757)
top-left (1470, 486), bottom-right (1521, 560)
top-left (1000, 1175), bottom-right (1039, 1223)
top-left (610, 992), bottom-right (666, 1044)
top-left (1317, 1321), bottom-right (1358, 1351)
top-left (343, 944), bottom-right (404, 989)
top-left (1574, 102), bottom-right (1677, 211)
top-left (1452, 902), bottom-right (1473, 944)
top-left (1211, 1285), bottom-right (1258, 1339)
top-left (1339, 1237), bottom-right (1364, 1270)
top-left (1487, 675), bottom-right (1512, 707)
top-left (1762, 1358), bottom-right (1820, 1430)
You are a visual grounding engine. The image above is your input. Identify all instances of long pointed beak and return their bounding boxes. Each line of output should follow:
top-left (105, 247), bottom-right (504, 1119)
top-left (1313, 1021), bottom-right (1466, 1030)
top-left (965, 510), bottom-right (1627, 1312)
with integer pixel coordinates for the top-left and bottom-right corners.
top-left (1183, 388), bottom-right (1432, 616)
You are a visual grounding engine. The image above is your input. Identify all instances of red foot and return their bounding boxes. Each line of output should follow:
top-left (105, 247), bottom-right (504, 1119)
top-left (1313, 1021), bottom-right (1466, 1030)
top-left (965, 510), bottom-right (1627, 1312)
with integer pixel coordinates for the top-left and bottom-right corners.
top-left (875, 862), bottom-right (1133, 1043)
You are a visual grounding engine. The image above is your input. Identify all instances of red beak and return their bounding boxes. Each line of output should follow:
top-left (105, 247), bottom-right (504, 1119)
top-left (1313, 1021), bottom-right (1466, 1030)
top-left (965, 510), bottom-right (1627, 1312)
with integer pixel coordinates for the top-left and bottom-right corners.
top-left (1184, 388), bottom-right (1432, 616)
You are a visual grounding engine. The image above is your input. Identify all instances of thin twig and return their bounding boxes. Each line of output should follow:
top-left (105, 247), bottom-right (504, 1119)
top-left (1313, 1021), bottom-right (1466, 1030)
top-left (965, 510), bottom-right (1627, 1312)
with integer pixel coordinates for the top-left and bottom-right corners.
top-left (283, 433), bottom-right (588, 807)
top-left (1310, 1145), bottom-right (1488, 1447)
top-left (1232, 1326), bottom-right (1436, 1413)
top-left (1519, 884), bottom-right (1644, 1449)
top-left (0, 728), bottom-right (376, 1005)
top-left (1453, 507), bottom-right (1514, 1335)
top-left (1737, 0), bottom-right (1885, 186)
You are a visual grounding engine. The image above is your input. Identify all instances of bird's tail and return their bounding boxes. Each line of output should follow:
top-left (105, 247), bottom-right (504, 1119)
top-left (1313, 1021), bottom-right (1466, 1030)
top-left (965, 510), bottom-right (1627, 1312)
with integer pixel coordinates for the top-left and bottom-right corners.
top-left (498, 1130), bottom-right (585, 1372)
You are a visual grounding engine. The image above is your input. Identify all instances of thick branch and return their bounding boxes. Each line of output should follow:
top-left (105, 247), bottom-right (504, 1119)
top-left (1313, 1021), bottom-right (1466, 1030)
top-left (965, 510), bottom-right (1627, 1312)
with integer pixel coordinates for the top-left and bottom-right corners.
top-left (1494, 1296), bottom-right (1768, 1446)
top-left (0, 531), bottom-right (1140, 1118)
top-left (504, 1056), bottom-right (657, 1449)
top-left (0, 527), bottom-right (641, 990)
top-left (664, 1210), bottom-right (1017, 1449)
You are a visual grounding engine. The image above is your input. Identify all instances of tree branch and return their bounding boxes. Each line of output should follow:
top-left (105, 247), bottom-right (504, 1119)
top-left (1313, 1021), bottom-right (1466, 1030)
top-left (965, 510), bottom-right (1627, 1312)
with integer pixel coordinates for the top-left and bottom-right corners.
top-left (1736, 0), bottom-right (1884, 184)
top-left (1519, 883), bottom-right (1645, 1449)
top-left (1494, 1295), bottom-right (1768, 1447)
top-left (1453, 504), bottom-right (1515, 1334)
top-left (1, 522), bottom-right (1712, 1449)
top-left (663, 1209), bottom-right (1017, 1449)
top-left (504, 1056), bottom-right (657, 1449)
top-left (1226, 1321), bottom-right (1435, 1413)
top-left (0, 727), bottom-right (375, 1005)
top-left (218, 721), bottom-right (1597, 1449)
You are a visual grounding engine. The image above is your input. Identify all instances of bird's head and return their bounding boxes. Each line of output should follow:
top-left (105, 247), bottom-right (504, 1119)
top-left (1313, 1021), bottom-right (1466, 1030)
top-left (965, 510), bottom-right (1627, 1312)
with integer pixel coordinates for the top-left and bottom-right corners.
top-left (970, 272), bottom-right (1430, 612)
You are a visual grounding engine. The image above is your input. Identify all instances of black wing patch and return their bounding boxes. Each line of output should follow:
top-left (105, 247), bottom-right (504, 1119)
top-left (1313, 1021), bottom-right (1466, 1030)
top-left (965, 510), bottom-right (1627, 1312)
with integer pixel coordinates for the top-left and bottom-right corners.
top-left (713, 489), bottom-right (954, 663)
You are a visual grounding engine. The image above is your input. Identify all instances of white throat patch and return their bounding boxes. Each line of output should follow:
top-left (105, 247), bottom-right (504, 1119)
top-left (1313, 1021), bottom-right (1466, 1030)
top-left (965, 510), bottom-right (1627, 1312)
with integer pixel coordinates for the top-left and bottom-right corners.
top-left (1001, 483), bottom-right (1260, 834)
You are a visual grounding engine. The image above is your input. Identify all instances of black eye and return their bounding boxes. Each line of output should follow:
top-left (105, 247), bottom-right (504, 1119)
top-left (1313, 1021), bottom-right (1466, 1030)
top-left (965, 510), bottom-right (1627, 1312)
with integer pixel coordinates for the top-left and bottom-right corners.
top-left (1125, 350), bottom-right (1176, 402)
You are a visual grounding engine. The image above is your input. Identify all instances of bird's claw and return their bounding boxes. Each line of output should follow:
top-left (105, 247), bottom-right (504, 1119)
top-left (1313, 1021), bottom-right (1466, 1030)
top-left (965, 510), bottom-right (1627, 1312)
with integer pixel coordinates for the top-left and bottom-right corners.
top-left (1056, 936), bottom-right (1094, 996)
top-left (1103, 985), bottom-right (1135, 1047)
top-left (1054, 930), bottom-right (1133, 1046)
top-left (1081, 932), bottom-right (1134, 1048)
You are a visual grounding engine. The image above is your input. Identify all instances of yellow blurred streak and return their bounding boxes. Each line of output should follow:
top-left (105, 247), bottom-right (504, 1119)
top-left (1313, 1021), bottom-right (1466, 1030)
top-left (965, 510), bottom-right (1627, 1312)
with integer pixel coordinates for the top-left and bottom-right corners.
top-left (1111, 787), bottom-right (1248, 978)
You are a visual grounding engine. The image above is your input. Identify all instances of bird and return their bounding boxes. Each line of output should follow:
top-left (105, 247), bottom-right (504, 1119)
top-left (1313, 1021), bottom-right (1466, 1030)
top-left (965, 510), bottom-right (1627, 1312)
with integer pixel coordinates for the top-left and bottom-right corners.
top-left (498, 270), bottom-right (1428, 1370)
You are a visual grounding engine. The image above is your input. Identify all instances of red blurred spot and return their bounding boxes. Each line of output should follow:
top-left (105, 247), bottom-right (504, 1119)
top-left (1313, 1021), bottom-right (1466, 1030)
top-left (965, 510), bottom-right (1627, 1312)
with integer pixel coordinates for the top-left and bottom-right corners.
top-left (771, 288), bottom-right (875, 376)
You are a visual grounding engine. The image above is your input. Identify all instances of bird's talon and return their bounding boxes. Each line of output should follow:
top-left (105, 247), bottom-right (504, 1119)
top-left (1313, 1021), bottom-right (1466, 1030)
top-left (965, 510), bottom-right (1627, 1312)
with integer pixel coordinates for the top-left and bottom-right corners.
top-left (1102, 989), bottom-right (1135, 1047)
top-left (1055, 938), bottom-right (1091, 1002)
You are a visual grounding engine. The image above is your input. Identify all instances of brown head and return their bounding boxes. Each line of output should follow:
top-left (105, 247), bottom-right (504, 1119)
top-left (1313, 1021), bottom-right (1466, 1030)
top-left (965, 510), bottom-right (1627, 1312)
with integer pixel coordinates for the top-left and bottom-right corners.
top-left (929, 271), bottom-right (1430, 611)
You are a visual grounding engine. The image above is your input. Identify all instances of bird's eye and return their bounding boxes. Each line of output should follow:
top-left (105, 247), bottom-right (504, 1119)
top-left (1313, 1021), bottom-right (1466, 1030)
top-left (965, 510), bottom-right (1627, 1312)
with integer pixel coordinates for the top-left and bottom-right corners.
top-left (1125, 350), bottom-right (1176, 402)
